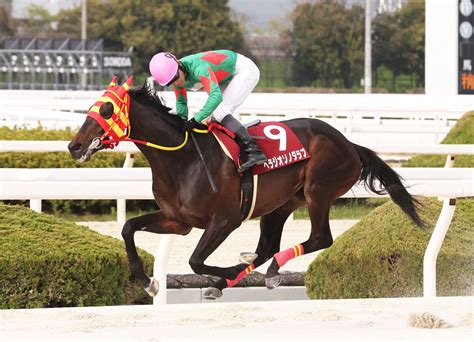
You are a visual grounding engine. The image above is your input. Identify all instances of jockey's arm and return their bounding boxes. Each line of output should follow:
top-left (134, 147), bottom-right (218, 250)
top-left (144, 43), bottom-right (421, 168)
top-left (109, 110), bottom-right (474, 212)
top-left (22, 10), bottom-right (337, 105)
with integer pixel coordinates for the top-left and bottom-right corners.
top-left (194, 66), bottom-right (223, 123)
top-left (173, 85), bottom-right (189, 120)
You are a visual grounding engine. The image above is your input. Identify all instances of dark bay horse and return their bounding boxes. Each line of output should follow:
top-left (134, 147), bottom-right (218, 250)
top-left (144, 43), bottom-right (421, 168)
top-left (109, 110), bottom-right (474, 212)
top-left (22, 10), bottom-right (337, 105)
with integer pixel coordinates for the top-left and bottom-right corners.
top-left (68, 77), bottom-right (423, 299)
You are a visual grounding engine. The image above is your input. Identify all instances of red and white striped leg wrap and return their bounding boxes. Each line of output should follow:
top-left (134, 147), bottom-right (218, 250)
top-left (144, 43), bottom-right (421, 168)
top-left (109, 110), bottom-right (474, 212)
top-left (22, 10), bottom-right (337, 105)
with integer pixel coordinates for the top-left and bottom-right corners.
top-left (273, 244), bottom-right (305, 268)
top-left (226, 264), bottom-right (255, 288)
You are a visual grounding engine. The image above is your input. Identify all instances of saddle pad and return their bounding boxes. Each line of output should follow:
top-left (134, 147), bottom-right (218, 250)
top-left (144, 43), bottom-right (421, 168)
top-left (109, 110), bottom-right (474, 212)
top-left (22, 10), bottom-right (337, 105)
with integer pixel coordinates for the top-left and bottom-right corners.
top-left (211, 121), bottom-right (310, 175)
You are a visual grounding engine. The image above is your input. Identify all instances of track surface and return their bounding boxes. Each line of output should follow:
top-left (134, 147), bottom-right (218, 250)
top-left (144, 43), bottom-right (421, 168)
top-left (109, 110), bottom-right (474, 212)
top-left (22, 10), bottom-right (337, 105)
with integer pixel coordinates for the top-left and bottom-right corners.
top-left (1, 296), bottom-right (471, 341)
top-left (79, 219), bottom-right (358, 273)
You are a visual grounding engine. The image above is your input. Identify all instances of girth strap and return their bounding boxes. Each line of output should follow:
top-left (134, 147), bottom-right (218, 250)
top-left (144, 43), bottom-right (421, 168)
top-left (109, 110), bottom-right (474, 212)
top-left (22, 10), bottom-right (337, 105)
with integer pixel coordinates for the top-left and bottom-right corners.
top-left (240, 169), bottom-right (254, 221)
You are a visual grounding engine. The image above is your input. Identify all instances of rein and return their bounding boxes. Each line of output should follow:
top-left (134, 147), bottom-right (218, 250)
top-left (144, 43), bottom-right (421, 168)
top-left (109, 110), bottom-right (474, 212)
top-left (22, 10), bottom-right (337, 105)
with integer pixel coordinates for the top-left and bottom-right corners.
top-left (87, 77), bottom-right (233, 153)
top-left (100, 123), bottom-right (232, 151)
top-left (89, 86), bottom-right (209, 151)
top-left (100, 127), bottom-right (209, 151)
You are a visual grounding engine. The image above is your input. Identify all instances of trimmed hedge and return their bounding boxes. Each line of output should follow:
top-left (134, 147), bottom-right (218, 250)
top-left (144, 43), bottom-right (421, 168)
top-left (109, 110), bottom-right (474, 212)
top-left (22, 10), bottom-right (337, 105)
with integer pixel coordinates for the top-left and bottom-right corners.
top-left (404, 111), bottom-right (474, 167)
top-left (0, 126), bottom-right (156, 214)
top-left (305, 198), bottom-right (473, 299)
top-left (0, 204), bottom-right (154, 308)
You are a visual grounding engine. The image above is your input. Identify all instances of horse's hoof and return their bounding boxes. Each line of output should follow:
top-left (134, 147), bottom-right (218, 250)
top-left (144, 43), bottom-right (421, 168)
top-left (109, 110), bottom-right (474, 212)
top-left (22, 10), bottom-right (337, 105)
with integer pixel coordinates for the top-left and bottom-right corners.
top-left (239, 252), bottom-right (258, 264)
top-left (203, 287), bottom-right (223, 300)
top-left (144, 277), bottom-right (159, 297)
top-left (265, 274), bottom-right (282, 289)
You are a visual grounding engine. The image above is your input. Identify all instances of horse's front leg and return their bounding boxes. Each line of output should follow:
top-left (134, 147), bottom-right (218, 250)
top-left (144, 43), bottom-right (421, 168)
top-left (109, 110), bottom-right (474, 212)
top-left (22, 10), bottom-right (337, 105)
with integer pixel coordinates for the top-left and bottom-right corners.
top-left (188, 217), bottom-right (247, 281)
top-left (121, 210), bottom-right (191, 293)
top-left (204, 202), bottom-right (296, 299)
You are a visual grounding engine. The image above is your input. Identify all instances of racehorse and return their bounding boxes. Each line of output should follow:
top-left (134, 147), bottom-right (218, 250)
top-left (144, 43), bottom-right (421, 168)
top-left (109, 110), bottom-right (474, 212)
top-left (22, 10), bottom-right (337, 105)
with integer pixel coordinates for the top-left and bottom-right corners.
top-left (68, 76), bottom-right (424, 299)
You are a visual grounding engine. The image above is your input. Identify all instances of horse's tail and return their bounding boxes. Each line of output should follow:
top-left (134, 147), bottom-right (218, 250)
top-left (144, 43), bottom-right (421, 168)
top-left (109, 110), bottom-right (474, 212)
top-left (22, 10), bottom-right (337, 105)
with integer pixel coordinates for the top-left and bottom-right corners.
top-left (352, 143), bottom-right (425, 227)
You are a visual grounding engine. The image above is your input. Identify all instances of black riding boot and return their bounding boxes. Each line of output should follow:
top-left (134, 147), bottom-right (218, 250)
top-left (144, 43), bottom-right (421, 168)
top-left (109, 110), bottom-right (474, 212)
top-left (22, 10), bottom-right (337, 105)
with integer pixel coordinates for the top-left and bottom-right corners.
top-left (221, 115), bottom-right (267, 172)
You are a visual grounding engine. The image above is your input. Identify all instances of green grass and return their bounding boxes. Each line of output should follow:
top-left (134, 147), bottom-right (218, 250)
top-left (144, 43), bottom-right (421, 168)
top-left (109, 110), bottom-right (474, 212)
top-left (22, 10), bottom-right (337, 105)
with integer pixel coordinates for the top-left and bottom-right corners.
top-left (33, 197), bottom-right (389, 222)
top-left (294, 198), bottom-right (388, 220)
top-left (256, 58), bottom-right (292, 88)
top-left (255, 58), bottom-right (422, 93)
top-left (374, 65), bottom-right (422, 93)
top-left (56, 199), bottom-right (384, 223)
top-left (61, 208), bottom-right (157, 223)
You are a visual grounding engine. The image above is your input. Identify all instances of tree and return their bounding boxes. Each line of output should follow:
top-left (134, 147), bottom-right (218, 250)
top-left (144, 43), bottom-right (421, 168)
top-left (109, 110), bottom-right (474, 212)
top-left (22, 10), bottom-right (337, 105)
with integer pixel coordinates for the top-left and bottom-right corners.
top-left (0, 6), bottom-right (14, 41)
top-left (373, 0), bottom-right (425, 88)
top-left (25, 4), bottom-right (58, 37)
top-left (399, 0), bottom-right (425, 87)
top-left (337, 5), bottom-right (365, 88)
top-left (55, 0), bottom-right (245, 76)
top-left (289, 0), bottom-right (364, 88)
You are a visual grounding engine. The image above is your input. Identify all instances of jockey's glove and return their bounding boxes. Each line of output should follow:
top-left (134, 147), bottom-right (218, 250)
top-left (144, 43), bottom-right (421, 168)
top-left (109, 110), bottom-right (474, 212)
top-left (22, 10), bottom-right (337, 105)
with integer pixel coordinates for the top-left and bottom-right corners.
top-left (183, 117), bottom-right (201, 133)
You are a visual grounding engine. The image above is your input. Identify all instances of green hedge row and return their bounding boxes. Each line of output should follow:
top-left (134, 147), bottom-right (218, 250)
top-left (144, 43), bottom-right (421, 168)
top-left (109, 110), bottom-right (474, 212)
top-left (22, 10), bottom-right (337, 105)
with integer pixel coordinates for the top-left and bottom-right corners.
top-left (0, 126), bottom-right (156, 215)
top-left (0, 204), bottom-right (154, 308)
top-left (305, 198), bottom-right (473, 298)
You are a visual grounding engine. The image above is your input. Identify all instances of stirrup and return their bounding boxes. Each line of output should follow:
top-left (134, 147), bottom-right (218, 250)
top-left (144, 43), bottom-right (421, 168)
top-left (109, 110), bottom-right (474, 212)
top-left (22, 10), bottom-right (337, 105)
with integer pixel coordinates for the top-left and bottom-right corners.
top-left (238, 154), bottom-right (266, 172)
top-left (247, 150), bottom-right (267, 163)
top-left (238, 163), bottom-right (254, 173)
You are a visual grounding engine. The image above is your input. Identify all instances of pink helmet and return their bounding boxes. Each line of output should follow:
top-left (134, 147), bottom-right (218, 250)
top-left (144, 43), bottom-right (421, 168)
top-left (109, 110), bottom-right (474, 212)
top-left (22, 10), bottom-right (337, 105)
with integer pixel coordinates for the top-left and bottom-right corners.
top-left (149, 52), bottom-right (179, 86)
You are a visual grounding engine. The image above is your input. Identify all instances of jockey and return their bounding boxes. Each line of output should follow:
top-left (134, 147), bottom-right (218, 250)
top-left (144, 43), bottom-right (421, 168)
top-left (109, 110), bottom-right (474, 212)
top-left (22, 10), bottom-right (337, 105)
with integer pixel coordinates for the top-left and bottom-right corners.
top-left (149, 50), bottom-right (267, 172)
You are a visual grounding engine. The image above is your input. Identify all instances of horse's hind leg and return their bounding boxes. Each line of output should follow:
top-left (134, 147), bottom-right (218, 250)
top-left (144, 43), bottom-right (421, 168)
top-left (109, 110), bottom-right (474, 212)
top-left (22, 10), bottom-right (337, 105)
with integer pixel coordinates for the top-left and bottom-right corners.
top-left (265, 199), bottom-right (332, 289)
top-left (264, 134), bottom-right (360, 289)
top-left (206, 200), bottom-right (298, 298)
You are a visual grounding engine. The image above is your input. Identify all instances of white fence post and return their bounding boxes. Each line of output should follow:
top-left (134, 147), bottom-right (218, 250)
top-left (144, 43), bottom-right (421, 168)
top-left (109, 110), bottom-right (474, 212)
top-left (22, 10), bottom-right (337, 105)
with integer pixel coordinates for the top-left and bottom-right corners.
top-left (153, 235), bottom-right (176, 305)
top-left (30, 199), bottom-right (42, 212)
top-left (444, 154), bottom-right (455, 168)
top-left (117, 152), bottom-right (135, 225)
top-left (423, 198), bottom-right (457, 298)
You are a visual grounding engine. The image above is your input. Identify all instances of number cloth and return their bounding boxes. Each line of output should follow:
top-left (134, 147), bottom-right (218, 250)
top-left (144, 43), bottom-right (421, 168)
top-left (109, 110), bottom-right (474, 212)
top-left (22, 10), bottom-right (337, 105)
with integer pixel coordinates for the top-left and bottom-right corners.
top-left (210, 121), bottom-right (311, 175)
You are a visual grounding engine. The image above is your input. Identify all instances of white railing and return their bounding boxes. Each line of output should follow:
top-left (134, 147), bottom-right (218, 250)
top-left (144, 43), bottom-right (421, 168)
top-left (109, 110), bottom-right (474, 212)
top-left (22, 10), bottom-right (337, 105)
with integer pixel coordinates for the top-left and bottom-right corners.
top-left (1, 140), bottom-right (472, 222)
top-left (2, 167), bottom-right (472, 200)
top-left (2, 91), bottom-right (472, 118)
top-left (1, 166), bottom-right (473, 303)
top-left (0, 140), bottom-right (139, 224)
top-left (2, 140), bottom-right (473, 155)
top-left (2, 91), bottom-right (472, 144)
top-left (0, 140), bottom-right (139, 153)
top-left (2, 167), bottom-right (472, 206)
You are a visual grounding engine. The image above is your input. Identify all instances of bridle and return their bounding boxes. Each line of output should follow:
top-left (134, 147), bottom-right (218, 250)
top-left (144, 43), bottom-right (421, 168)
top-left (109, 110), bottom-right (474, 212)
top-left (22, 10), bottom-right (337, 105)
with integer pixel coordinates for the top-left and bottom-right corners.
top-left (86, 76), bottom-right (208, 153)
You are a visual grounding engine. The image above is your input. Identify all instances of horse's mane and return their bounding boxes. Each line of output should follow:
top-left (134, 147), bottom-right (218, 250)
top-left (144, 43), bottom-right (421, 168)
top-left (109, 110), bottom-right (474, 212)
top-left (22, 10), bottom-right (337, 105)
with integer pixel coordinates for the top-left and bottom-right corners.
top-left (129, 84), bottom-right (184, 130)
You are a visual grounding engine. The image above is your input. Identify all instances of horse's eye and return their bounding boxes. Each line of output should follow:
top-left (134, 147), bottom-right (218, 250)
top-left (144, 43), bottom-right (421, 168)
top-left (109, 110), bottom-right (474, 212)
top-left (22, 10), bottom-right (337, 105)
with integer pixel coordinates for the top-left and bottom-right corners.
top-left (99, 102), bottom-right (114, 119)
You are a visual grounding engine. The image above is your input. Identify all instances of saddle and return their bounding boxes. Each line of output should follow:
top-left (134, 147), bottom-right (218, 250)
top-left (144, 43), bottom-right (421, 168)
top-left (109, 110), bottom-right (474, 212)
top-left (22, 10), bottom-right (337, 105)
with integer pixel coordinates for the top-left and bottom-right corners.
top-left (209, 120), bottom-right (310, 221)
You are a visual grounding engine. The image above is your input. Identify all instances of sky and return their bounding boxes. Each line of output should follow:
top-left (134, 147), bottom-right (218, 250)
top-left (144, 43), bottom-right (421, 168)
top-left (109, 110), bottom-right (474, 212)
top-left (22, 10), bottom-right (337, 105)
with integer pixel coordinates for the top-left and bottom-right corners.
top-left (228, 0), bottom-right (398, 32)
top-left (10, 0), bottom-right (399, 32)
top-left (228, 0), bottom-right (297, 32)
top-left (10, 0), bottom-right (296, 31)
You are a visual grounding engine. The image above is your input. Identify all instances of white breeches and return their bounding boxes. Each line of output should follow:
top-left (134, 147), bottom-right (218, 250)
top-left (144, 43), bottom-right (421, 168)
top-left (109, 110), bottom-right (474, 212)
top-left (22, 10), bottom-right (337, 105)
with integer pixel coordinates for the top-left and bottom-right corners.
top-left (212, 54), bottom-right (260, 122)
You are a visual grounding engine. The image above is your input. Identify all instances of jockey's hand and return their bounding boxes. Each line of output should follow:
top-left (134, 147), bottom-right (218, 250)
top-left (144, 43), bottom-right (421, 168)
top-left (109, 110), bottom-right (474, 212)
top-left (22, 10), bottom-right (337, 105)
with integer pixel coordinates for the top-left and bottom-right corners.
top-left (183, 118), bottom-right (200, 133)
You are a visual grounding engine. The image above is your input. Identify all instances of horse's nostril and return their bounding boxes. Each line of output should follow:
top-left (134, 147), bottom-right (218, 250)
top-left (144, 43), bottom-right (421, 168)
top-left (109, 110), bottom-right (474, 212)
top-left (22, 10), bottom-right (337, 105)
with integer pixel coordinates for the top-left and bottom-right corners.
top-left (68, 142), bottom-right (82, 153)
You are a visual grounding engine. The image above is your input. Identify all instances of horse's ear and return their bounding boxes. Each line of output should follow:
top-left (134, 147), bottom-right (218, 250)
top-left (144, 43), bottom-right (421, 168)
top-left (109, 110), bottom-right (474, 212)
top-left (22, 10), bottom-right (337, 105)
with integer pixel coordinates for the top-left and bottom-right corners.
top-left (117, 76), bottom-right (133, 97)
top-left (107, 76), bottom-right (118, 89)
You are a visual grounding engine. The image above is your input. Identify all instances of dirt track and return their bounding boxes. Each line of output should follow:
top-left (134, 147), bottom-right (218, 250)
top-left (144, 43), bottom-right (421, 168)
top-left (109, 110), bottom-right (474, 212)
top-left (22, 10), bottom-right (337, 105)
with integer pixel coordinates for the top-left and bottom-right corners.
top-left (1, 296), bottom-right (471, 341)
top-left (2, 219), bottom-right (472, 340)
top-left (78, 219), bottom-right (359, 274)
